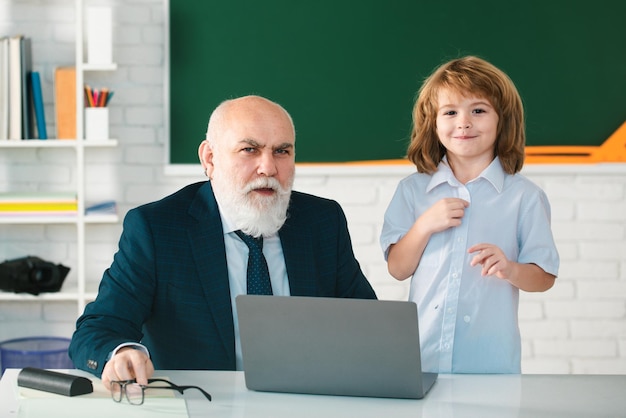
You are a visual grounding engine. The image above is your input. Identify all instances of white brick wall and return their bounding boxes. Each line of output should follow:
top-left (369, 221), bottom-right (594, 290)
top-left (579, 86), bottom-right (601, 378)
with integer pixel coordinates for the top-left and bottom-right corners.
top-left (1, 0), bottom-right (625, 374)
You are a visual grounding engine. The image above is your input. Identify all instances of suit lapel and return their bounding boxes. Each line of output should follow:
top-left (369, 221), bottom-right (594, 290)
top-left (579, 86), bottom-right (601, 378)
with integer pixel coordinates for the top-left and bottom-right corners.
top-left (187, 182), bottom-right (235, 365)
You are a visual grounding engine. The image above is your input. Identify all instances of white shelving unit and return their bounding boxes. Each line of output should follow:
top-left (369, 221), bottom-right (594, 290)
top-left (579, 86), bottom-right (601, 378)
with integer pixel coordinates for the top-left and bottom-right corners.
top-left (0, 0), bottom-right (118, 315)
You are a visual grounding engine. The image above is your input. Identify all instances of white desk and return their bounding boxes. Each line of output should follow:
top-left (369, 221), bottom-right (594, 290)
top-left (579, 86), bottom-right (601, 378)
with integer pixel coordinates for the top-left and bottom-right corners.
top-left (1, 369), bottom-right (625, 418)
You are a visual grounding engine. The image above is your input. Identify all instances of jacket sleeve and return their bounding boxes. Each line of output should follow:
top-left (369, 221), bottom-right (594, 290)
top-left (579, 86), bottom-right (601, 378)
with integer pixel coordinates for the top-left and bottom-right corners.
top-left (68, 207), bottom-right (156, 377)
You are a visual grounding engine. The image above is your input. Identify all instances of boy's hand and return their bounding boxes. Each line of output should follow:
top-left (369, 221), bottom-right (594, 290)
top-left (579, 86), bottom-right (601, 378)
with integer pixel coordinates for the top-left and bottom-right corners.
top-left (468, 243), bottom-right (512, 279)
top-left (419, 198), bottom-right (469, 235)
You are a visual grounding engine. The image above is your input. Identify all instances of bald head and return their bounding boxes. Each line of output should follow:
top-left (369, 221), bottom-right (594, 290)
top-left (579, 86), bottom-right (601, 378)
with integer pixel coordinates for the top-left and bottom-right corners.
top-left (205, 95), bottom-right (295, 146)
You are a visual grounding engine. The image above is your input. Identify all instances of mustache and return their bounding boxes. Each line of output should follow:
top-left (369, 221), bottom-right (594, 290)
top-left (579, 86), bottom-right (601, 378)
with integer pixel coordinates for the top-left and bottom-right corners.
top-left (243, 177), bottom-right (289, 195)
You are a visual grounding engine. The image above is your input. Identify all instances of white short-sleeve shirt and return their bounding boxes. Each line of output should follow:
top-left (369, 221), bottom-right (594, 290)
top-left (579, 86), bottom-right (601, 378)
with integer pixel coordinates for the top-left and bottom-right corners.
top-left (380, 157), bottom-right (559, 373)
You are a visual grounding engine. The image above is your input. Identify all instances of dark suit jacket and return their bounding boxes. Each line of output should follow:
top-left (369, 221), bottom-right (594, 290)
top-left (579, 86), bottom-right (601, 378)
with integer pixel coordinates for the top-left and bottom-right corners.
top-left (69, 181), bottom-right (376, 376)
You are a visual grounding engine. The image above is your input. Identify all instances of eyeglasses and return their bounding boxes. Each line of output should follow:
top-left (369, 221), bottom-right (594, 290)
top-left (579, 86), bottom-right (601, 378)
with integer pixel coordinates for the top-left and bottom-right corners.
top-left (110, 378), bottom-right (212, 405)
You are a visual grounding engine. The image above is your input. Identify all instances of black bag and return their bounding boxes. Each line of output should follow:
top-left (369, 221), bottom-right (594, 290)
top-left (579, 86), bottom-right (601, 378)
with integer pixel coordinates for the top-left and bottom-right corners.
top-left (0, 256), bottom-right (70, 295)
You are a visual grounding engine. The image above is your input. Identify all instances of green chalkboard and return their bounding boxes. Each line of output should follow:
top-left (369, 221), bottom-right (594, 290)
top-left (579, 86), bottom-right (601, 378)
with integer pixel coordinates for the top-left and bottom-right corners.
top-left (169, 0), bottom-right (626, 164)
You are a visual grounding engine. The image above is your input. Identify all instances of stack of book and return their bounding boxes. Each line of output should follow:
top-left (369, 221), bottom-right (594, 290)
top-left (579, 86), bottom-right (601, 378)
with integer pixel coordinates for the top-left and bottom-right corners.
top-left (0, 192), bottom-right (77, 216)
top-left (0, 34), bottom-right (47, 141)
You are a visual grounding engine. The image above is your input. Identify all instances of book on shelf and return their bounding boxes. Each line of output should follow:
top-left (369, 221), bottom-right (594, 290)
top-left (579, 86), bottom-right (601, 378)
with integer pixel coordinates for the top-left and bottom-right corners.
top-left (21, 36), bottom-right (34, 139)
top-left (0, 191), bottom-right (77, 202)
top-left (54, 66), bottom-right (76, 139)
top-left (30, 71), bottom-right (47, 139)
top-left (8, 35), bottom-right (22, 140)
top-left (0, 211), bottom-right (76, 217)
top-left (0, 202), bottom-right (78, 212)
top-left (0, 36), bottom-right (9, 140)
top-left (0, 35), bottom-right (34, 140)
top-left (0, 196), bottom-right (117, 216)
top-left (85, 200), bottom-right (117, 215)
top-left (0, 192), bottom-right (78, 216)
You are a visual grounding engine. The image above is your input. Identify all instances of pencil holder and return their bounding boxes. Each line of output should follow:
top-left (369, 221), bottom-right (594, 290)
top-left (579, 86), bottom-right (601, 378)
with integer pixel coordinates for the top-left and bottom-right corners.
top-left (85, 108), bottom-right (109, 140)
top-left (86, 7), bottom-right (113, 65)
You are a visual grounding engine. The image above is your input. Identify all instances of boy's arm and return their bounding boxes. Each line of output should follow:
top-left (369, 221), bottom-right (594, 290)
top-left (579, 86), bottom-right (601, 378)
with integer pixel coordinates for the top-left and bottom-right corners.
top-left (507, 262), bottom-right (556, 292)
top-left (387, 228), bottom-right (430, 281)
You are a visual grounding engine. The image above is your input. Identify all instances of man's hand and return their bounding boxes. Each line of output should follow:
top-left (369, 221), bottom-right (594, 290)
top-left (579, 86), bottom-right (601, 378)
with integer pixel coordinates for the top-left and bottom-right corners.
top-left (101, 347), bottom-right (154, 391)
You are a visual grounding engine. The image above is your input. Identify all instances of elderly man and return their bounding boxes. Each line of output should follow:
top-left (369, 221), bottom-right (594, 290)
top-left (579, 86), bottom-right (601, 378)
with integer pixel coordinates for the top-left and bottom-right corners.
top-left (69, 95), bottom-right (376, 389)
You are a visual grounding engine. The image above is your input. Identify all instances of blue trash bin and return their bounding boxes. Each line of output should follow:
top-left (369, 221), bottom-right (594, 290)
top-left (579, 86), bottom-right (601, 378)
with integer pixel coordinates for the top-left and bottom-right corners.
top-left (0, 336), bottom-right (74, 375)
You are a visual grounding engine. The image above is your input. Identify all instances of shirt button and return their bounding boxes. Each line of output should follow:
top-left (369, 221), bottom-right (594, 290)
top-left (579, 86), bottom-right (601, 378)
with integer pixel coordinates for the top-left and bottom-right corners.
top-left (464, 315), bottom-right (471, 323)
top-left (443, 343), bottom-right (451, 350)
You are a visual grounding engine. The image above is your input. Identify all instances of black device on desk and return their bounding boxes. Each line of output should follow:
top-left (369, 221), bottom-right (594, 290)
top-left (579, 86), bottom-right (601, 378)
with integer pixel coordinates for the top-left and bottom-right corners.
top-left (17, 368), bottom-right (93, 397)
top-left (236, 295), bottom-right (437, 399)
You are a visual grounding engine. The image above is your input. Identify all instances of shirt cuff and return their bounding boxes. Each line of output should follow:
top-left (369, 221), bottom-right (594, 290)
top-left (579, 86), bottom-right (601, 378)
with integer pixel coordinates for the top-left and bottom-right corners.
top-left (107, 342), bottom-right (150, 361)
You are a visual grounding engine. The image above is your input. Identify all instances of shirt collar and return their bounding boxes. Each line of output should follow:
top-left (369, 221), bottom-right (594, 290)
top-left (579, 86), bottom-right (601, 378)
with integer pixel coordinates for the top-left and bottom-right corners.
top-left (479, 156), bottom-right (505, 193)
top-left (213, 194), bottom-right (237, 235)
top-left (426, 155), bottom-right (505, 193)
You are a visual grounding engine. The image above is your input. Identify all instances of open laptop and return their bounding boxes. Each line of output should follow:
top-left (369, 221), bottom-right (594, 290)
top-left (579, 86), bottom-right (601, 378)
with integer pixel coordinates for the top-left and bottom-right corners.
top-left (236, 295), bottom-right (437, 399)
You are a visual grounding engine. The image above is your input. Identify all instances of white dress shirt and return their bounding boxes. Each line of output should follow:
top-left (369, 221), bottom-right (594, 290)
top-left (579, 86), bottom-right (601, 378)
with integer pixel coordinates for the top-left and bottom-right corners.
top-left (380, 157), bottom-right (559, 373)
top-left (219, 208), bottom-right (291, 370)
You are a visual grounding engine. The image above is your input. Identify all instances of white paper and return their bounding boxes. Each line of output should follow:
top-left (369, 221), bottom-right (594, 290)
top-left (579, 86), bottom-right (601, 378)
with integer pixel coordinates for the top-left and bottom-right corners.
top-left (18, 374), bottom-right (187, 417)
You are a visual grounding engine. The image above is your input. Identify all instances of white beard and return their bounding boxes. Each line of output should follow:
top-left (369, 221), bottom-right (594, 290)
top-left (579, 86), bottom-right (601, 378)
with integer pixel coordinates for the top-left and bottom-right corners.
top-left (212, 176), bottom-right (292, 238)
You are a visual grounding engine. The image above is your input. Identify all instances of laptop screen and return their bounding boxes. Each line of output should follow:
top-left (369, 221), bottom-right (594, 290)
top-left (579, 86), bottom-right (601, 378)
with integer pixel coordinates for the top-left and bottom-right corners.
top-left (236, 295), bottom-right (437, 399)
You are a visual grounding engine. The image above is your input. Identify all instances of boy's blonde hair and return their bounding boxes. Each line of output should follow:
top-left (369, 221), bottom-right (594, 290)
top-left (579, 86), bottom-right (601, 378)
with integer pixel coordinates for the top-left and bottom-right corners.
top-left (407, 56), bottom-right (525, 174)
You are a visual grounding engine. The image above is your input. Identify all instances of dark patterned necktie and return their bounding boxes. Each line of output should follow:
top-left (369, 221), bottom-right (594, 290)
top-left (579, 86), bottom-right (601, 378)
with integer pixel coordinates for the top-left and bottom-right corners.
top-left (235, 230), bottom-right (273, 295)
